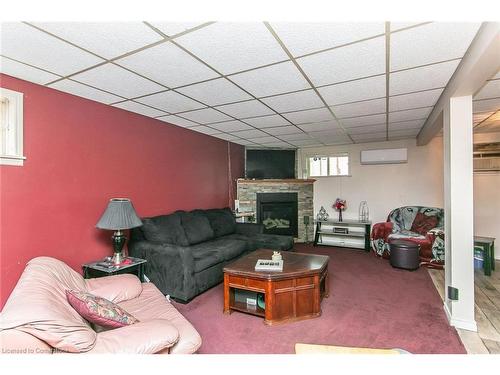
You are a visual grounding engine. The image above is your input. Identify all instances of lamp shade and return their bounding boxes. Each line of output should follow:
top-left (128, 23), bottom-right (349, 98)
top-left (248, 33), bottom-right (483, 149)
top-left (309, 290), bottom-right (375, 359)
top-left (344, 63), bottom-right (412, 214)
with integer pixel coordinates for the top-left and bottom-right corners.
top-left (96, 198), bottom-right (142, 230)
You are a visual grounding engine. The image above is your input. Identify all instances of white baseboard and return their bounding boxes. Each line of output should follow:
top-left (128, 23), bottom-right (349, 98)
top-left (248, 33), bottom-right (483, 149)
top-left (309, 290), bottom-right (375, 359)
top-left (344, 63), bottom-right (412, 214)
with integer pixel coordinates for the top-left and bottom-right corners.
top-left (443, 303), bottom-right (478, 332)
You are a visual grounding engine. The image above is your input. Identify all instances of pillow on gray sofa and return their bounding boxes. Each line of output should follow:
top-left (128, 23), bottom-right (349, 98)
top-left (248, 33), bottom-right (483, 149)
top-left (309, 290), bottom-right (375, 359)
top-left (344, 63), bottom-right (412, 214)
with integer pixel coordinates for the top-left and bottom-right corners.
top-left (181, 211), bottom-right (215, 245)
top-left (203, 208), bottom-right (236, 237)
top-left (141, 213), bottom-right (189, 246)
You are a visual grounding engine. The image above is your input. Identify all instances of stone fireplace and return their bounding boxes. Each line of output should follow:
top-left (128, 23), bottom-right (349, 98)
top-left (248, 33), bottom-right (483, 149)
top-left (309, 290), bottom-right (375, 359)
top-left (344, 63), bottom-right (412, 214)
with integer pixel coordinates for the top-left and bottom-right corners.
top-left (236, 179), bottom-right (315, 243)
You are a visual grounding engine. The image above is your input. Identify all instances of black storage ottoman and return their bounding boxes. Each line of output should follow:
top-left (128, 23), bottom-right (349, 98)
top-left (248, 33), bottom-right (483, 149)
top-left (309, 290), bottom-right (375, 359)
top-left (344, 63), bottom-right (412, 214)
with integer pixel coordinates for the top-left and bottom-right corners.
top-left (389, 239), bottom-right (420, 270)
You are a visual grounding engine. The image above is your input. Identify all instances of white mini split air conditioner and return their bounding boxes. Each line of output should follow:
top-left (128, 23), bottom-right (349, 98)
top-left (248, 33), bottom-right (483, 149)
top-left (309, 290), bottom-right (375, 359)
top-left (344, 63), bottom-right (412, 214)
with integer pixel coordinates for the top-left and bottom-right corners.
top-left (360, 148), bottom-right (408, 165)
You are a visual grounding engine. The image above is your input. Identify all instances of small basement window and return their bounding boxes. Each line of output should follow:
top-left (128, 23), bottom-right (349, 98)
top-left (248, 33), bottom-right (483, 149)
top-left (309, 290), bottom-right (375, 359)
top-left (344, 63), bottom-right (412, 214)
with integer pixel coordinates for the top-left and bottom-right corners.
top-left (0, 88), bottom-right (25, 166)
top-left (308, 153), bottom-right (349, 177)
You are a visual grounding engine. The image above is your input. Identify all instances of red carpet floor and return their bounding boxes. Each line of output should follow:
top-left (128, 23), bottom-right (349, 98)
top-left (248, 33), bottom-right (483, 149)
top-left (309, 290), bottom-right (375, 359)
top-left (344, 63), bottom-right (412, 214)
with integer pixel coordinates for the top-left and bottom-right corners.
top-left (173, 244), bottom-right (466, 354)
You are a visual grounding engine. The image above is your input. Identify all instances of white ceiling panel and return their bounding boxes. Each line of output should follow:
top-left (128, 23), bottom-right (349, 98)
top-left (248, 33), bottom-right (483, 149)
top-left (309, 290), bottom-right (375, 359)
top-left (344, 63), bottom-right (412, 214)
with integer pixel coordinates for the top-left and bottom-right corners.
top-left (389, 119), bottom-right (425, 130)
top-left (341, 113), bottom-right (386, 127)
top-left (309, 129), bottom-right (349, 138)
top-left (216, 100), bottom-right (274, 118)
top-left (390, 22), bottom-right (428, 32)
top-left (135, 90), bottom-right (205, 113)
top-left (319, 75), bottom-right (386, 106)
top-left (351, 132), bottom-right (386, 142)
top-left (389, 88), bottom-right (443, 112)
top-left (116, 42), bottom-right (219, 88)
top-left (297, 36), bottom-right (385, 86)
top-left (298, 120), bottom-right (340, 132)
top-left (388, 107), bottom-right (432, 123)
top-left (289, 139), bottom-right (323, 147)
top-left (323, 139), bottom-right (352, 146)
top-left (282, 107), bottom-right (333, 125)
top-left (391, 22), bottom-right (481, 70)
top-left (32, 22), bottom-right (163, 59)
top-left (0, 56), bottom-right (60, 85)
top-left (113, 100), bottom-right (167, 118)
top-left (212, 133), bottom-right (241, 141)
top-left (1, 22), bottom-right (103, 75)
top-left (148, 22), bottom-right (206, 37)
top-left (278, 133), bottom-right (313, 141)
top-left (209, 120), bottom-right (254, 132)
top-left (248, 136), bottom-right (281, 144)
top-left (257, 141), bottom-right (294, 148)
top-left (180, 108), bottom-right (232, 124)
top-left (189, 125), bottom-right (222, 135)
top-left (176, 78), bottom-right (252, 106)
top-left (233, 139), bottom-right (258, 146)
top-left (229, 61), bottom-right (310, 98)
top-left (473, 98), bottom-right (500, 113)
top-left (390, 60), bottom-right (459, 95)
top-left (175, 22), bottom-right (288, 75)
top-left (271, 22), bottom-right (384, 57)
top-left (474, 79), bottom-right (500, 100)
top-left (244, 115), bottom-right (290, 128)
top-left (71, 63), bottom-right (165, 98)
top-left (346, 124), bottom-right (386, 134)
top-left (333, 98), bottom-right (386, 118)
top-left (49, 79), bottom-right (123, 104)
top-left (389, 128), bottom-right (420, 137)
top-left (157, 115), bottom-right (199, 128)
top-left (232, 129), bottom-right (269, 139)
top-left (264, 126), bottom-right (303, 136)
top-left (261, 90), bottom-right (323, 113)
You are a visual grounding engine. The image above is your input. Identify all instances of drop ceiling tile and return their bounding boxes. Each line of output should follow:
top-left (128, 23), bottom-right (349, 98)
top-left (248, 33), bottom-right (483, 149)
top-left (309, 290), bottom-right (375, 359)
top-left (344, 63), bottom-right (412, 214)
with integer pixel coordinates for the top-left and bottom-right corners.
top-left (148, 22), bottom-right (206, 37)
top-left (244, 115), bottom-right (290, 128)
top-left (310, 133), bottom-right (351, 143)
top-left (49, 79), bottom-right (123, 104)
top-left (232, 139), bottom-right (258, 146)
top-left (341, 113), bottom-right (386, 127)
top-left (298, 120), bottom-right (340, 133)
top-left (71, 63), bottom-right (165, 98)
top-left (261, 90), bottom-right (323, 113)
top-left (297, 36), bottom-right (385, 86)
top-left (175, 22), bottom-right (288, 75)
top-left (389, 88), bottom-right (443, 112)
top-left (212, 133), bottom-right (241, 141)
top-left (32, 22), bottom-right (163, 59)
top-left (264, 126), bottom-right (303, 136)
top-left (282, 107), bottom-right (333, 125)
top-left (278, 133), bottom-right (313, 141)
top-left (351, 132), bottom-right (386, 142)
top-left (333, 98), bottom-right (386, 118)
top-left (323, 139), bottom-right (352, 146)
top-left (475, 79), bottom-right (500, 100)
top-left (307, 128), bottom-right (346, 137)
top-left (390, 22), bottom-right (428, 32)
top-left (1, 22), bottom-right (104, 75)
top-left (209, 120), bottom-right (253, 132)
top-left (232, 129), bottom-right (268, 139)
top-left (113, 101), bottom-right (167, 118)
top-left (389, 119), bottom-right (425, 130)
top-left (473, 98), bottom-right (500, 113)
top-left (0, 56), bottom-right (60, 85)
top-left (229, 61), bottom-right (310, 97)
top-left (179, 108), bottom-right (232, 124)
top-left (391, 22), bottom-right (481, 70)
top-left (346, 124), bottom-right (386, 134)
top-left (390, 60), bottom-right (459, 95)
top-left (176, 78), bottom-right (252, 106)
top-left (257, 141), bottom-right (294, 148)
top-left (189, 125), bottom-right (222, 135)
top-left (116, 42), bottom-right (219, 88)
top-left (216, 100), bottom-right (274, 118)
top-left (289, 139), bottom-right (323, 147)
top-left (319, 75), bottom-right (386, 106)
top-left (271, 22), bottom-right (385, 57)
top-left (157, 115), bottom-right (199, 128)
top-left (389, 128), bottom-right (420, 137)
top-left (389, 107), bottom-right (432, 123)
top-left (135, 90), bottom-right (205, 113)
top-left (248, 136), bottom-right (281, 144)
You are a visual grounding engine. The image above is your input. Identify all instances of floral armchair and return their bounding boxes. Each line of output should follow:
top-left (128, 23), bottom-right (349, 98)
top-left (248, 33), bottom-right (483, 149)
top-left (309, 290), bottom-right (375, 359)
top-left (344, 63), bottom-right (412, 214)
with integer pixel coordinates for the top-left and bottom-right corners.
top-left (371, 206), bottom-right (445, 269)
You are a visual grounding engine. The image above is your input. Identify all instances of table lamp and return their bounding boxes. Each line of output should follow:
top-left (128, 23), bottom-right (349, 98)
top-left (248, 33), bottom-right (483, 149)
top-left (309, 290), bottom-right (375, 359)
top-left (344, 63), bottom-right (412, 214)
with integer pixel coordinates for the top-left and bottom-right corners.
top-left (96, 198), bottom-right (142, 265)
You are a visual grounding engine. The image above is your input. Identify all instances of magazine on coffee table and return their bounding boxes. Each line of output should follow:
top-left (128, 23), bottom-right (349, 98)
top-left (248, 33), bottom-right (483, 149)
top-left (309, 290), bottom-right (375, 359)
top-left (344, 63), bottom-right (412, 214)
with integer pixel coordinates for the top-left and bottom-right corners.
top-left (255, 259), bottom-right (283, 271)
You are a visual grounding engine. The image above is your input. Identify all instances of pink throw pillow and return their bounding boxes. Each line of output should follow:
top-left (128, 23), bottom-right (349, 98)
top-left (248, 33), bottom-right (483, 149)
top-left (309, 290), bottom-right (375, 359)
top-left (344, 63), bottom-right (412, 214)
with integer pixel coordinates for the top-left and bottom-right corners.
top-left (66, 290), bottom-right (139, 329)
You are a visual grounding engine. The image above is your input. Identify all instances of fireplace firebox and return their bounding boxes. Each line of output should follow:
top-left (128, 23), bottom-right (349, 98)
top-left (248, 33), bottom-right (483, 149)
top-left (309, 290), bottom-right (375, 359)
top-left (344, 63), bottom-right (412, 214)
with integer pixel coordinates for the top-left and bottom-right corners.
top-left (256, 193), bottom-right (298, 237)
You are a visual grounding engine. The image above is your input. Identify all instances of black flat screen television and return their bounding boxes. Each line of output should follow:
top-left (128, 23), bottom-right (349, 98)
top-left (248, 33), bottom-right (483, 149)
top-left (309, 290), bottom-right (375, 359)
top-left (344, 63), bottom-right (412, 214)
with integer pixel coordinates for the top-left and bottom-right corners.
top-left (245, 149), bottom-right (296, 179)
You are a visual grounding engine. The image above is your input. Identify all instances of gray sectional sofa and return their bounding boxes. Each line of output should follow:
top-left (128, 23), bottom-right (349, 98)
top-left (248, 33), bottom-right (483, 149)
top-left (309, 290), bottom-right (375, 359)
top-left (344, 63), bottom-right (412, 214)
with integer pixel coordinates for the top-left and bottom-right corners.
top-left (128, 207), bottom-right (294, 302)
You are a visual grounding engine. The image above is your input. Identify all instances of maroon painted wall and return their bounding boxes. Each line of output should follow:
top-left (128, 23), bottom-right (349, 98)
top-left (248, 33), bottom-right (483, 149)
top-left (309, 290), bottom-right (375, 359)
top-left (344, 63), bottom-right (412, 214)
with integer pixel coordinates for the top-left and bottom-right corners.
top-left (0, 74), bottom-right (245, 309)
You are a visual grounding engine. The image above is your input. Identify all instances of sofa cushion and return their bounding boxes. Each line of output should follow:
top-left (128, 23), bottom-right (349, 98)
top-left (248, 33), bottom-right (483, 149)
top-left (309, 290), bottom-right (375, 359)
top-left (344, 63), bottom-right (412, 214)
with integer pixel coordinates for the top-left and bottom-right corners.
top-left (203, 208), bottom-right (237, 237)
top-left (190, 238), bottom-right (246, 272)
top-left (141, 213), bottom-right (189, 246)
top-left (180, 211), bottom-right (215, 245)
top-left (410, 212), bottom-right (439, 236)
top-left (246, 234), bottom-right (294, 251)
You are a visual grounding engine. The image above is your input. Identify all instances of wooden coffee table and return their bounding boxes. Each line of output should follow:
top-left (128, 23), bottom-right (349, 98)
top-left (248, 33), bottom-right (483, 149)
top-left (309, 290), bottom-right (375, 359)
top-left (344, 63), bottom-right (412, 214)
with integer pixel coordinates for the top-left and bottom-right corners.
top-left (223, 249), bottom-right (329, 325)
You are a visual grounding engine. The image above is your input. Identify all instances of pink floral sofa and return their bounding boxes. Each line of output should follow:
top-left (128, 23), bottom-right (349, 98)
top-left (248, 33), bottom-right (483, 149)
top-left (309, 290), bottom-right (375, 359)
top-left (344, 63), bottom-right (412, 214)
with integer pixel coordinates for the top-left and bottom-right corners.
top-left (371, 206), bottom-right (445, 269)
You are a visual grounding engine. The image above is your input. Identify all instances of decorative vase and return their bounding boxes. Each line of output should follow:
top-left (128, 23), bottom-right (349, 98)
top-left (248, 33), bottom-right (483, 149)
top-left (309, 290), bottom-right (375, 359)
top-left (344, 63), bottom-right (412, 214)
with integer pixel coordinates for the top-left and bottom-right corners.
top-left (338, 209), bottom-right (343, 222)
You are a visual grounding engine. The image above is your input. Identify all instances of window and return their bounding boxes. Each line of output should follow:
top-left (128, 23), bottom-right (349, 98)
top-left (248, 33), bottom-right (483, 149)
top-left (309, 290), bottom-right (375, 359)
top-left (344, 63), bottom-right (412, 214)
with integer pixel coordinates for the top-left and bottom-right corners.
top-left (1, 88), bottom-right (24, 166)
top-left (308, 153), bottom-right (349, 177)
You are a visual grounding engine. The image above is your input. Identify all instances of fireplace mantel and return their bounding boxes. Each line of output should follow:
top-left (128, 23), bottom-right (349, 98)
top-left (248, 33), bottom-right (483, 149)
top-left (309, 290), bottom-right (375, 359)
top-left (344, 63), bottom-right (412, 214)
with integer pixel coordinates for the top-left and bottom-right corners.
top-left (237, 179), bottom-right (316, 184)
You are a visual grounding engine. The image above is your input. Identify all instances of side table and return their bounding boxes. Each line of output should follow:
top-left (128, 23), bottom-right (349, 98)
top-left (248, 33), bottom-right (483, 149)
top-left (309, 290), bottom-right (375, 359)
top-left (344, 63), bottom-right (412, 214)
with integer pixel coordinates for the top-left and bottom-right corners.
top-left (82, 256), bottom-right (147, 281)
top-left (474, 236), bottom-right (495, 276)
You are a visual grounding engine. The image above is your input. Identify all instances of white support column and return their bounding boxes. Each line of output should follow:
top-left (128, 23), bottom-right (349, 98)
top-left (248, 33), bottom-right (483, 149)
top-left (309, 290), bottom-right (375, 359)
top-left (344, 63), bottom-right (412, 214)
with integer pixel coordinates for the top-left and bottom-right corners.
top-left (443, 95), bottom-right (477, 332)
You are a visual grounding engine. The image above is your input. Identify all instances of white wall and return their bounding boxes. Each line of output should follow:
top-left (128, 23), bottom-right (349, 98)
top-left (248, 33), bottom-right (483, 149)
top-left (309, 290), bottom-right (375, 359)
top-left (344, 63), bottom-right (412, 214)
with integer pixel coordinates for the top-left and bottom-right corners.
top-left (300, 137), bottom-right (444, 227)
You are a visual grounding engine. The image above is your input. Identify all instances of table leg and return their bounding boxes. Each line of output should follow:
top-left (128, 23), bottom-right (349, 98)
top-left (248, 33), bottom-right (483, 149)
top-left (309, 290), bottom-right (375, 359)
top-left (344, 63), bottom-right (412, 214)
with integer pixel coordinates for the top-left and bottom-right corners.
top-left (223, 273), bottom-right (231, 314)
